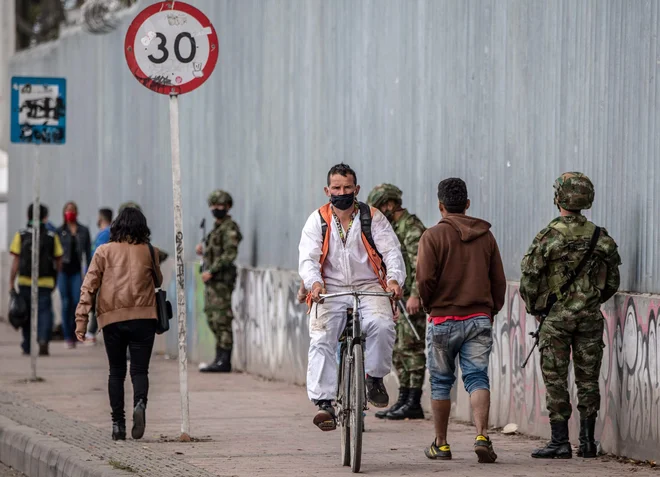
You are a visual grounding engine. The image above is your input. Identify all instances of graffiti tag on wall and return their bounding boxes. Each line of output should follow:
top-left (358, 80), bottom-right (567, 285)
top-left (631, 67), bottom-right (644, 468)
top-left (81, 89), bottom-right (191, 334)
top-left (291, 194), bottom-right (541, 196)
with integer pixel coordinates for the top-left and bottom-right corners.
top-left (479, 285), bottom-right (660, 461)
top-left (232, 268), bottom-right (309, 385)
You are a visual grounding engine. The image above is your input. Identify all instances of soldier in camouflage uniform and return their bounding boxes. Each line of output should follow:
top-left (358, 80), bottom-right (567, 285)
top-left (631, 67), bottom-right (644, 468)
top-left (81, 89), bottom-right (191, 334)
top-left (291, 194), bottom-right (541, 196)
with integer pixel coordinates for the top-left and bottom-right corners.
top-left (520, 173), bottom-right (621, 459)
top-left (367, 184), bottom-right (427, 420)
top-left (197, 190), bottom-right (242, 373)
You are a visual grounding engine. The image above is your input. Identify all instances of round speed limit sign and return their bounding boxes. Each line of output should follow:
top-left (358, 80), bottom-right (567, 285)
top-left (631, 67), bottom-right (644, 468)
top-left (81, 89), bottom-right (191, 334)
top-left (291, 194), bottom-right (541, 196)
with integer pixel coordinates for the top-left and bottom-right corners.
top-left (125, 1), bottom-right (218, 95)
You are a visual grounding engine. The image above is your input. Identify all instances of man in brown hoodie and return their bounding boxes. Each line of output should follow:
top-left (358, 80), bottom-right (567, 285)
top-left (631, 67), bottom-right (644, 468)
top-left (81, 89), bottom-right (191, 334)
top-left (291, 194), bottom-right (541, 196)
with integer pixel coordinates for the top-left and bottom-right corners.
top-left (416, 178), bottom-right (506, 464)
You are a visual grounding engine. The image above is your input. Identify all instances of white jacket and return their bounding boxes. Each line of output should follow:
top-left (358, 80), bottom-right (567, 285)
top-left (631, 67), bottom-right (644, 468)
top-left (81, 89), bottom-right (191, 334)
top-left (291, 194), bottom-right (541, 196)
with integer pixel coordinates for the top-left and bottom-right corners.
top-left (298, 205), bottom-right (406, 290)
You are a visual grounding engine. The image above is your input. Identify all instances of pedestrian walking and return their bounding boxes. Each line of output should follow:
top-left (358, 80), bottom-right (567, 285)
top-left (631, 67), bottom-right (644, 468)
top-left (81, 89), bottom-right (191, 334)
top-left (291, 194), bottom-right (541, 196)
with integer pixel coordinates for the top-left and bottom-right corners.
top-left (8, 203), bottom-right (63, 356)
top-left (520, 172), bottom-right (621, 459)
top-left (75, 207), bottom-right (162, 441)
top-left (57, 201), bottom-right (91, 349)
top-left (417, 178), bottom-right (506, 463)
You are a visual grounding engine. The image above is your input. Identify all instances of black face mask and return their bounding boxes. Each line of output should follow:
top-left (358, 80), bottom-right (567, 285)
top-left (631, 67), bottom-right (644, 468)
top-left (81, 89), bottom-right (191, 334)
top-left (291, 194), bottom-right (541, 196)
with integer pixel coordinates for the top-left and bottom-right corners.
top-left (330, 193), bottom-right (355, 211)
top-left (212, 209), bottom-right (228, 220)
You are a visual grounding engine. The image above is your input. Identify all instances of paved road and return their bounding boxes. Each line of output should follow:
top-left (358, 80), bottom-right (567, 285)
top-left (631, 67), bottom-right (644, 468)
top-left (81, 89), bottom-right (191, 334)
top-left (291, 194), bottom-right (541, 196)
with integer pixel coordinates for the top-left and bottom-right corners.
top-left (0, 322), bottom-right (657, 476)
top-left (0, 462), bottom-right (25, 477)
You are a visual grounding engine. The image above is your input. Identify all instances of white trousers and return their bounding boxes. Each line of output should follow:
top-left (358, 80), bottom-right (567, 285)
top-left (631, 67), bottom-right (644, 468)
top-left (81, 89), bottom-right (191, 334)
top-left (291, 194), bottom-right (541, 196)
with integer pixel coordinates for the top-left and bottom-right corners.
top-left (306, 283), bottom-right (395, 402)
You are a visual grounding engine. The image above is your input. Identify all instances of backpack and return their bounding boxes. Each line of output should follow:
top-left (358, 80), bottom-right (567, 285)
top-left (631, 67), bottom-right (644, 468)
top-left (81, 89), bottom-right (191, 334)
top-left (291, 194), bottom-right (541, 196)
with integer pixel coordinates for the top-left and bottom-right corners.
top-left (305, 202), bottom-right (388, 313)
top-left (18, 227), bottom-right (57, 280)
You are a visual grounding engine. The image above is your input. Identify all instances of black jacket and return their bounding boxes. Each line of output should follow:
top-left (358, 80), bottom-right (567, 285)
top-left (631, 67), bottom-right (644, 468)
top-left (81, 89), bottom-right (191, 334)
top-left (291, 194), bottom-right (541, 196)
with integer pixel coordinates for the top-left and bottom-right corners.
top-left (57, 223), bottom-right (92, 273)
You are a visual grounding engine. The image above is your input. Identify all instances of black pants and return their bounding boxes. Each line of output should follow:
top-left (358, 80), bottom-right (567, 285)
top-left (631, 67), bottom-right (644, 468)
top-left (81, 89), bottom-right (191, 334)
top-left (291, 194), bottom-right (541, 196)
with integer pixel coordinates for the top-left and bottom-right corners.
top-left (103, 319), bottom-right (156, 422)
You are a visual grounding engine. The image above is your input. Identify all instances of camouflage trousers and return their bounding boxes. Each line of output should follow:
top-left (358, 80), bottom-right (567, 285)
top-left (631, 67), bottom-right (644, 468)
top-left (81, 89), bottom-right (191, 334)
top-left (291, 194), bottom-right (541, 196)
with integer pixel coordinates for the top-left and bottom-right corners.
top-left (392, 310), bottom-right (427, 389)
top-left (204, 282), bottom-right (234, 349)
top-left (539, 310), bottom-right (605, 422)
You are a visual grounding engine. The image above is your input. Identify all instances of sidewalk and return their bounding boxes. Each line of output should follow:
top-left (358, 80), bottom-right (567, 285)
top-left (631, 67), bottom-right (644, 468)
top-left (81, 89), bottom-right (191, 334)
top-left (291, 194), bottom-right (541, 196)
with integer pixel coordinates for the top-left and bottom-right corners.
top-left (0, 322), bottom-right (657, 477)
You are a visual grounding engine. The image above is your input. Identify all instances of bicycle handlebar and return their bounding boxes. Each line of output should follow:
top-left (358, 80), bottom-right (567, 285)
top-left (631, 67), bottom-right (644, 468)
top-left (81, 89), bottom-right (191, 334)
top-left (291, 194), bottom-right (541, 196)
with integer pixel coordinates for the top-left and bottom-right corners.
top-left (319, 291), bottom-right (394, 299)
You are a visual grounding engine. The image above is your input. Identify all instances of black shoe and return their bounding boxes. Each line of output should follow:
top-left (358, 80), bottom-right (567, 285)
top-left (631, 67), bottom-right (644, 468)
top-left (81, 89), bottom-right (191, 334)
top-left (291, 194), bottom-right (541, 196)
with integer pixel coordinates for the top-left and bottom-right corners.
top-left (375, 387), bottom-right (408, 419)
top-left (112, 421), bottom-right (126, 441)
top-left (474, 435), bottom-right (497, 463)
top-left (38, 342), bottom-right (49, 356)
top-left (577, 418), bottom-right (597, 458)
top-left (425, 440), bottom-right (451, 460)
top-left (313, 400), bottom-right (337, 431)
top-left (200, 348), bottom-right (232, 373)
top-left (532, 421), bottom-right (572, 459)
top-left (131, 400), bottom-right (146, 440)
top-left (387, 388), bottom-right (424, 420)
top-left (366, 375), bottom-right (389, 408)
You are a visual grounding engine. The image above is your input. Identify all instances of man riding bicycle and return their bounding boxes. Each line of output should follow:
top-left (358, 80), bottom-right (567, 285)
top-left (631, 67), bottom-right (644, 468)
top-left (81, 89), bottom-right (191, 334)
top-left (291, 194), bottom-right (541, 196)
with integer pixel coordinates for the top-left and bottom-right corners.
top-left (299, 163), bottom-right (405, 431)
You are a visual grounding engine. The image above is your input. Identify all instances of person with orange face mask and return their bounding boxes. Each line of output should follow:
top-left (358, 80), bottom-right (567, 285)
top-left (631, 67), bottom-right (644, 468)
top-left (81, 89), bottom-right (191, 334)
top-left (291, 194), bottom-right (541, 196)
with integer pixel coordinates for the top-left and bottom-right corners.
top-left (57, 201), bottom-right (92, 349)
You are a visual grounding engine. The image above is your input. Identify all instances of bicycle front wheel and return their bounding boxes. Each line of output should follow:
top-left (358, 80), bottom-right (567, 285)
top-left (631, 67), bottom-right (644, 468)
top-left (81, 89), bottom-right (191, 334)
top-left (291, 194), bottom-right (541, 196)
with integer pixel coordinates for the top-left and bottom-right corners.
top-left (340, 345), bottom-right (351, 467)
top-left (350, 343), bottom-right (365, 473)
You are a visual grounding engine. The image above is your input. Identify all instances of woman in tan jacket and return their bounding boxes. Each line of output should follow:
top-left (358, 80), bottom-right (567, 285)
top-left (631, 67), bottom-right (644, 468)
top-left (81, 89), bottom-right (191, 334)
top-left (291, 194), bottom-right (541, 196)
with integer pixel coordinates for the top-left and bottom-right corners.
top-left (75, 207), bottom-right (162, 441)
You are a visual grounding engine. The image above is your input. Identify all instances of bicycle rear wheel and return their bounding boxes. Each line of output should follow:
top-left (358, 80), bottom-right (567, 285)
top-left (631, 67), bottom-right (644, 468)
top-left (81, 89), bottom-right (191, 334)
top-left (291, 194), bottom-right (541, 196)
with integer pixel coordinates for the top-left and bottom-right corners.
top-left (339, 345), bottom-right (351, 467)
top-left (350, 343), bottom-right (365, 473)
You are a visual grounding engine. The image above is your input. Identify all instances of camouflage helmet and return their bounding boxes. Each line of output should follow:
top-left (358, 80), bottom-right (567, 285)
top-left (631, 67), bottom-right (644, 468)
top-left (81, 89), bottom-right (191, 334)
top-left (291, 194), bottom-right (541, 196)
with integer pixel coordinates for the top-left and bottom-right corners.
top-left (366, 183), bottom-right (403, 208)
top-left (207, 189), bottom-right (233, 207)
top-left (553, 172), bottom-right (595, 211)
top-left (118, 201), bottom-right (142, 214)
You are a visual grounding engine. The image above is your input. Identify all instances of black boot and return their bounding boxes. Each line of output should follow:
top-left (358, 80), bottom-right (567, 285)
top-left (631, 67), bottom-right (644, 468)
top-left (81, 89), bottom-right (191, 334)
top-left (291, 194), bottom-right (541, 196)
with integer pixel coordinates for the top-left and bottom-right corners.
top-left (387, 388), bottom-right (425, 420)
top-left (38, 341), bottom-right (49, 356)
top-left (577, 418), bottom-right (597, 458)
top-left (131, 399), bottom-right (146, 440)
top-left (375, 388), bottom-right (409, 419)
top-left (200, 347), bottom-right (232, 373)
top-left (366, 375), bottom-right (389, 408)
top-left (112, 421), bottom-right (126, 441)
top-left (531, 421), bottom-right (572, 459)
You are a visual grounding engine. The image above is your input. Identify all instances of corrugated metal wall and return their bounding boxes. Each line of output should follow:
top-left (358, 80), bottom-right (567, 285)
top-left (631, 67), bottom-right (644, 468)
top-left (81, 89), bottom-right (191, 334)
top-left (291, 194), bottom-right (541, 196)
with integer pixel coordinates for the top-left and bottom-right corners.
top-left (7, 0), bottom-right (660, 293)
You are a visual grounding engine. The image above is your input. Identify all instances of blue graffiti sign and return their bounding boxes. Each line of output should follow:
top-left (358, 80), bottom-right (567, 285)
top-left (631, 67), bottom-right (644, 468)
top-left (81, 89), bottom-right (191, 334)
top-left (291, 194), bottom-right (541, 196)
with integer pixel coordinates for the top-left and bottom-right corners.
top-left (10, 76), bottom-right (66, 145)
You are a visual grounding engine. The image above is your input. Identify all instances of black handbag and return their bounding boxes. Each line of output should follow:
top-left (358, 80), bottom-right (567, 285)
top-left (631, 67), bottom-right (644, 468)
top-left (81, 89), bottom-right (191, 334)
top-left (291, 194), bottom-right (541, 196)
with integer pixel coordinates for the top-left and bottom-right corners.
top-left (147, 243), bottom-right (173, 334)
top-left (8, 290), bottom-right (29, 330)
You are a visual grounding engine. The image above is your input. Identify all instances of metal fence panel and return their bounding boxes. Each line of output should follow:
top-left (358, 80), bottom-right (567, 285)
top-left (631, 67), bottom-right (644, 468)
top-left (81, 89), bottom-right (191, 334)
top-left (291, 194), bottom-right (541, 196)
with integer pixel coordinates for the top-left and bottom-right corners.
top-left (7, 0), bottom-right (660, 292)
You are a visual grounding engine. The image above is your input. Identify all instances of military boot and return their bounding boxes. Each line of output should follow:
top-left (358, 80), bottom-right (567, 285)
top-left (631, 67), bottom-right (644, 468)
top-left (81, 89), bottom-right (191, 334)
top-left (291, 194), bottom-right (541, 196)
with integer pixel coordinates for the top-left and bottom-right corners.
top-left (200, 347), bottom-right (232, 373)
top-left (375, 387), bottom-right (408, 419)
top-left (577, 418), bottom-right (597, 458)
top-left (387, 388), bottom-right (424, 420)
top-left (532, 421), bottom-right (572, 459)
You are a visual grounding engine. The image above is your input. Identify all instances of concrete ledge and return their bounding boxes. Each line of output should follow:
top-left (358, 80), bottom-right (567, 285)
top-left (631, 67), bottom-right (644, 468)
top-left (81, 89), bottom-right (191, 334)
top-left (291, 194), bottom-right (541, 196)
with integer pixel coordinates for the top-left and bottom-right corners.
top-left (0, 415), bottom-right (132, 477)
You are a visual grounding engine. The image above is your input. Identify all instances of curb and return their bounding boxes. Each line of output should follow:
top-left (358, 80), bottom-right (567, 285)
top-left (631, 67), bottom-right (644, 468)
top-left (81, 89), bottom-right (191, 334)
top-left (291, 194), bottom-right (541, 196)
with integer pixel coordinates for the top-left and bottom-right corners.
top-left (0, 415), bottom-right (132, 477)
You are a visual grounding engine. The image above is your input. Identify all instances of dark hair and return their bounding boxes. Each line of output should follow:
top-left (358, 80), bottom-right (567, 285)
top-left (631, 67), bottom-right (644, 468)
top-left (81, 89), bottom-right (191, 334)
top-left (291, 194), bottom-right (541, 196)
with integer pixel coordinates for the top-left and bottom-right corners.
top-left (327, 163), bottom-right (357, 186)
top-left (99, 208), bottom-right (113, 224)
top-left (110, 207), bottom-right (151, 244)
top-left (63, 201), bottom-right (78, 215)
top-left (27, 204), bottom-right (48, 221)
top-left (437, 178), bottom-right (468, 213)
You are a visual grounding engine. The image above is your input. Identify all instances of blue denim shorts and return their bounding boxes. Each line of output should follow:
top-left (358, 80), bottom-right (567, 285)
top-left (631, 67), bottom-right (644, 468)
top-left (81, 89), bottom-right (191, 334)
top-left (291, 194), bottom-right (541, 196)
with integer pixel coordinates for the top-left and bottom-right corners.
top-left (426, 316), bottom-right (493, 401)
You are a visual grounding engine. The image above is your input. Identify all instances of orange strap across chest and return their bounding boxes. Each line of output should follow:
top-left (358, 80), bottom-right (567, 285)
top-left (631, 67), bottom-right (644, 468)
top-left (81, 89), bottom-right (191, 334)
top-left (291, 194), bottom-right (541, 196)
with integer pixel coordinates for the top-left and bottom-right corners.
top-left (305, 203), bottom-right (388, 313)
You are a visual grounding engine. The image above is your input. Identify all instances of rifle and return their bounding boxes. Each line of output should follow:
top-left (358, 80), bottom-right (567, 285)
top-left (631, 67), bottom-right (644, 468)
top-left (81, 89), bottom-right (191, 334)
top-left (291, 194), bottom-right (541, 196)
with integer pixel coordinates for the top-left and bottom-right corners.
top-left (397, 300), bottom-right (422, 341)
top-left (199, 218), bottom-right (206, 272)
top-left (521, 296), bottom-right (555, 369)
top-left (520, 226), bottom-right (601, 369)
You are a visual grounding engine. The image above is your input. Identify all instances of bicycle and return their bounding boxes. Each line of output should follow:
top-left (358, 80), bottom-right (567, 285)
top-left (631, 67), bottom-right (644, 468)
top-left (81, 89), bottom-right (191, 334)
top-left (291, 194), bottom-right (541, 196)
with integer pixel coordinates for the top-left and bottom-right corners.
top-left (318, 290), bottom-right (394, 473)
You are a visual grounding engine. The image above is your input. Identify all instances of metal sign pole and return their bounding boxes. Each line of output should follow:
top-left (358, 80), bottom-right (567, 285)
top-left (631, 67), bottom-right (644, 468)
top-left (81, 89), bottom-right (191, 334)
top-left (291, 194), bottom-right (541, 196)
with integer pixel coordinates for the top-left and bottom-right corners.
top-left (30, 145), bottom-right (40, 381)
top-left (169, 93), bottom-right (190, 437)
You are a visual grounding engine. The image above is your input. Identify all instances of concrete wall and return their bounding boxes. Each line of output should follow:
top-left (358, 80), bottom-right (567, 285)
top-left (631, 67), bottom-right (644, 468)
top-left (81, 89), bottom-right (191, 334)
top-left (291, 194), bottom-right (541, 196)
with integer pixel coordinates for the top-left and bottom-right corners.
top-left (152, 264), bottom-right (660, 462)
top-left (454, 285), bottom-right (660, 462)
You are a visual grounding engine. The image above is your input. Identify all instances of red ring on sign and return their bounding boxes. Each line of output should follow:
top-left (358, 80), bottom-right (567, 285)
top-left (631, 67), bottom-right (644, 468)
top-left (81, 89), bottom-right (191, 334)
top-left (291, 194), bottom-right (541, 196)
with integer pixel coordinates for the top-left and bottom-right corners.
top-left (124, 1), bottom-right (219, 95)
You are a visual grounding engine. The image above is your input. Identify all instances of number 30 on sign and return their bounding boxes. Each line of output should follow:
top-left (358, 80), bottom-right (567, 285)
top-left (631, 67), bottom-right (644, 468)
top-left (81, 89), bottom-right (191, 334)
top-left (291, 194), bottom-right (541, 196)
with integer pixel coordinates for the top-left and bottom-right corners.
top-left (125, 1), bottom-right (218, 95)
